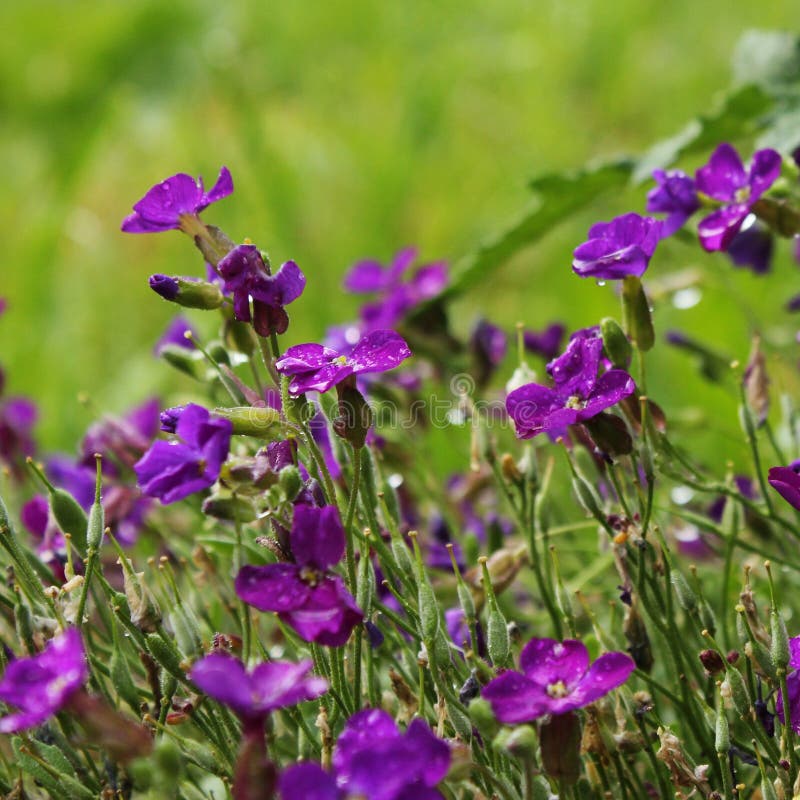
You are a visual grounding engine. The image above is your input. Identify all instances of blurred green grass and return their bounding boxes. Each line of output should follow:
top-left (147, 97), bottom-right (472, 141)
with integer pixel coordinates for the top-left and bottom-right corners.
top-left (0, 0), bottom-right (797, 467)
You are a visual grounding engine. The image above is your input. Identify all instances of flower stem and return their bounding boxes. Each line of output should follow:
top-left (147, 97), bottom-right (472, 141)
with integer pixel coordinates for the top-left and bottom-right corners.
top-left (343, 445), bottom-right (362, 593)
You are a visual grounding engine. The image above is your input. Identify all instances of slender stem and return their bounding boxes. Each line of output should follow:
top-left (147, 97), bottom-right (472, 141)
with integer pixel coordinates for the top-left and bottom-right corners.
top-left (343, 446), bottom-right (362, 592)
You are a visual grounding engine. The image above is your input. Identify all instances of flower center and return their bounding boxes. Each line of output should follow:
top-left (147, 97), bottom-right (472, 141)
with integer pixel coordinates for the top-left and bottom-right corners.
top-left (564, 395), bottom-right (585, 410)
top-left (299, 566), bottom-right (324, 587)
top-left (734, 187), bottom-right (750, 204)
top-left (197, 458), bottom-right (207, 476)
top-left (332, 355), bottom-right (348, 366)
top-left (546, 680), bottom-right (569, 698)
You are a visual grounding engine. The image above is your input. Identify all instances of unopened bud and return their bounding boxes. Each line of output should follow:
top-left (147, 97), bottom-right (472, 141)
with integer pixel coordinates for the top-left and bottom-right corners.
top-left (150, 275), bottom-right (224, 309)
top-left (622, 275), bottom-right (655, 352)
top-left (212, 406), bottom-right (282, 438)
top-left (699, 649), bottom-right (726, 675)
top-left (332, 383), bottom-right (373, 449)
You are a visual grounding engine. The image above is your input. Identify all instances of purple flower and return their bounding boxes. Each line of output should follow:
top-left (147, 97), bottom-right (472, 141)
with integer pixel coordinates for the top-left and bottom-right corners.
top-left (646, 169), bottom-right (699, 236)
top-left (344, 247), bottom-right (448, 330)
top-left (523, 323), bottom-right (566, 361)
top-left (275, 330), bottom-right (411, 396)
top-left (507, 335), bottom-right (635, 439)
top-left (469, 319), bottom-right (507, 385)
top-left (121, 167), bottom-right (233, 234)
top-left (279, 708), bottom-right (451, 800)
top-left (154, 315), bottom-right (198, 357)
top-left (0, 397), bottom-right (37, 475)
top-left (159, 405), bottom-right (185, 434)
top-left (190, 654), bottom-right (326, 728)
top-left (726, 222), bottom-right (774, 274)
top-left (80, 397), bottom-right (161, 469)
top-left (777, 637), bottom-right (800, 734)
top-left (134, 403), bottom-right (232, 504)
top-left (572, 213), bottom-right (662, 279)
top-left (0, 629), bottom-right (88, 733)
top-left (695, 143), bottom-right (782, 252)
top-left (217, 244), bottom-right (306, 337)
top-left (768, 461), bottom-right (800, 511)
top-left (235, 505), bottom-right (363, 646)
top-left (482, 637), bottom-right (634, 723)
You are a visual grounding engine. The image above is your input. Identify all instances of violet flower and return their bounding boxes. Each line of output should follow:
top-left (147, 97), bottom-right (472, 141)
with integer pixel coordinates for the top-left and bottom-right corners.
top-left (344, 247), bottom-right (448, 330)
top-left (572, 213), bottom-right (662, 279)
top-left (235, 504), bottom-right (363, 646)
top-left (646, 169), bottom-right (699, 236)
top-left (469, 319), bottom-right (507, 386)
top-left (768, 461), bottom-right (800, 510)
top-left (190, 653), bottom-right (327, 730)
top-left (482, 637), bottom-right (634, 724)
top-left (154, 315), bottom-right (198, 357)
top-left (523, 322), bottom-right (566, 361)
top-left (777, 637), bottom-right (800, 733)
top-left (121, 167), bottom-right (233, 234)
top-left (506, 335), bottom-right (635, 439)
top-left (275, 330), bottom-right (411, 396)
top-left (217, 244), bottom-right (306, 337)
top-left (695, 143), bottom-right (781, 252)
top-left (0, 629), bottom-right (88, 733)
top-left (0, 397), bottom-right (37, 475)
top-left (726, 222), bottom-right (774, 274)
top-left (134, 403), bottom-right (232, 504)
top-left (279, 708), bottom-right (451, 800)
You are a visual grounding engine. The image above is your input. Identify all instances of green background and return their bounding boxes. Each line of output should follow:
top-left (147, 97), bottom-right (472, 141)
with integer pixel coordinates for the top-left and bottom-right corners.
top-left (1, 1), bottom-right (798, 467)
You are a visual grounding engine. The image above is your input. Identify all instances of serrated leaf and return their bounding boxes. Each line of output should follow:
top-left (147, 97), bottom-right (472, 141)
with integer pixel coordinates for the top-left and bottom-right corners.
top-left (632, 84), bottom-right (773, 182)
top-left (732, 30), bottom-right (800, 92)
top-left (432, 159), bottom-right (633, 303)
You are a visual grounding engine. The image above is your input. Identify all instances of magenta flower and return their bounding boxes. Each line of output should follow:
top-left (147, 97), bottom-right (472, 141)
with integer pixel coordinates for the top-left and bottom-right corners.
top-left (121, 167), bottom-right (233, 234)
top-left (0, 397), bottom-right (37, 476)
top-left (154, 315), bottom-right (198, 357)
top-left (646, 169), bottom-right (699, 236)
top-left (217, 244), bottom-right (306, 337)
top-left (190, 654), bottom-right (327, 729)
top-left (695, 143), bottom-right (781, 252)
top-left (235, 505), bottom-right (363, 646)
top-left (777, 637), bottom-right (800, 733)
top-left (572, 213), bottom-right (662, 279)
top-left (275, 330), bottom-right (411, 396)
top-left (768, 461), bottom-right (800, 510)
top-left (524, 322), bottom-right (566, 361)
top-left (469, 319), bottom-right (507, 384)
top-left (0, 629), bottom-right (88, 733)
top-left (343, 247), bottom-right (448, 329)
top-left (482, 637), bottom-right (634, 724)
top-left (506, 335), bottom-right (635, 439)
top-left (279, 709), bottom-right (451, 800)
top-left (134, 403), bottom-right (231, 504)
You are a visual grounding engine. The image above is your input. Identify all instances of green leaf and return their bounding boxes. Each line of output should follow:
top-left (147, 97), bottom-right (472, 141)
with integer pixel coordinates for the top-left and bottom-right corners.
top-left (633, 84), bottom-right (773, 182)
top-left (732, 30), bottom-right (800, 92)
top-left (755, 103), bottom-right (800, 153)
top-left (432, 158), bottom-right (633, 302)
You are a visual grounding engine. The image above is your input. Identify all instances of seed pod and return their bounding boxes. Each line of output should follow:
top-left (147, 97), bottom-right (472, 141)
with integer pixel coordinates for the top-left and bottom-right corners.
top-left (446, 698), bottom-right (472, 741)
top-left (572, 473), bottom-right (604, 520)
top-left (770, 610), bottom-right (790, 671)
top-left (418, 577), bottom-right (440, 641)
top-left (724, 668), bottom-right (751, 717)
top-left (158, 344), bottom-right (205, 379)
top-left (671, 570), bottom-right (698, 615)
top-left (486, 604), bottom-right (510, 667)
top-left (332, 383), bottom-right (373, 449)
top-left (14, 595), bottom-right (35, 654)
top-left (170, 605), bottom-right (203, 659)
top-left (468, 697), bottom-right (498, 739)
top-left (715, 703), bottom-right (730, 754)
top-left (146, 633), bottom-right (185, 682)
top-left (110, 621), bottom-right (141, 713)
top-left (50, 489), bottom-right (89, 553)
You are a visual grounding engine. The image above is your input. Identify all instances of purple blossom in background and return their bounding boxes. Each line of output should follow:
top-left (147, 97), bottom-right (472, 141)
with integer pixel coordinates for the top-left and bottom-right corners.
top-left (0, 629), bottom-right (88, 733)
top-left (695, 143), bottom-right (781, 252)
top-left (121, 167), bottom-right (233, 234)
top-left (134, 404), bottom-right (231, 504)
top-left (524, 322), bottom-right (566, 361)
top-left (777, 636), bottom-right (800, 733)
top-left (276, 330), bottom-right (411, 396)
top-left (190, 654), bottom-right (327, 730)
top-left (469, 319), bottom-right (507, 385)
top-left (786, 293), bottom-right (800, 312)
top-left (507, 335), bottom-right (635, 439)
top-left (726, 222), bottom-right (774, 274)
top-left (279, 708), bottom-right (450, 800)
top-left (646, 169), bottom-right (700, 236)
top-left (768, 461), bottom-right (800, 511)
top-left (21, 495), bottom-right (69, 580)
top-left (217, 244), bottom-right (306, 336)
top-left (572, 213), bottom-right (662, 279)
top-left (235, 505), bottom-right (363, 646)
top-left (344, 247), bottom-right (448, 330)
top-left (482, 637), bottom-right (634, 723)
top-left (154, 315), bottom-right (198, 357)
top-left (0, 397), bottom-right (37, 475)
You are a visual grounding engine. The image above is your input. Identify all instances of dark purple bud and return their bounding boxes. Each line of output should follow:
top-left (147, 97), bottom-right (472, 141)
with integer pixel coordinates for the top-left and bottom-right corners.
top-left (150, 274), bottom-right (180, 300)
top-left (160, 405), bottom-right (185, 433)
top-left (727, 224), bottom-right (774, 274)
top-left (699, 649), bottom-right (726, 675)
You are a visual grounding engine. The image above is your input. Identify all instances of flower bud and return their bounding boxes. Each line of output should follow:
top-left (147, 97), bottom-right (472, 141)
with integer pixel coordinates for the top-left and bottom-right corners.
top-left (212, 406), bottom-right (282, 438)
top-left (202, 493), bottom-right (257, 522)
top-left (622, 275), bottom-right (655, 351)
top-left (699, 649), bottom-right (726, 676)
top-left (584, 412), bottom-right (633, 457)
top-left (278, 465), bottom-right (304, 502)
top-left (332, 383), bottom-right (373, 449)
top-left (600, 317), bottom-right (632, 368)
top-left (540, 710), bottom-right (581, 785)
top-left (418, 577), bottom-right (441, 641)
top-left (150, 274), bottom-right (224, 309)
top-left (468, 697), bottom-right (498, 739)
top-left (503, 725), bottom-right (539, 759)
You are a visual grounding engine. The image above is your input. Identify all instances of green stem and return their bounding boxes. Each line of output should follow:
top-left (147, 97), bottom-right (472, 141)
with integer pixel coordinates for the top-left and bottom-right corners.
top-left (343, 446), bottom-right (362, 592)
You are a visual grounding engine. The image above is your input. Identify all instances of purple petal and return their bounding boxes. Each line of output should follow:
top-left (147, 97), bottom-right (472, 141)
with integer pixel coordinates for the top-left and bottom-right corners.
top-left (132, 173), bottom-right (203, 225)
top-left (769, 466), bottom-right (800, 511)
top-left (289, 363), bottom-right (355, 395)
top-left (285, 575), bottom-right (362, 646)
top-left (189, 654), bottom-right (255, 717)
top-left (573, 240), bottom-right (649, 280)
top-left (405, 718), bottom-right (451, 785)
top-left (777, 671), bottom-right (800, 734)
top-left (578, 369), bottom-right (636, 420)
top-left (280, 763), bottom-right (340, 800)
top-left (349, 330), bottom-right (412, 375)
top-left (547, 335), bottom-right (603, 396)
top-left (568, 651), bottom-right (635, 707)
top-left (524, 323), bottom-right (565, 361)
top-left (149, 274), bottom-right (180, 300)
top-left (201, 166), bottom-right (234, 207)
top-left (334, 709), bottom-right (399, 779)
top-left (748, 148), bottom-right (782, 200)
top-left (519, 638), bottom-right (590, 688)
top-left (695, 143), bottom-right (747, 201)
top-left (154, 316), bottom-right (197, 355)
top-left (408, 263), bottom-right (448, 300)
top-left (249, 659), bottom-right (327, 711)
top-left (790, 636), bottom-right (800, 670)
top-left (271, 260), bottom-right (306, 305)
top-left (276, 344), bottom-right (340, 374)
top-left (697, 205), bottom-right (750, 252)
top-left (291, 505), bottom-right (345, 570)
top-left (21, 496), bottom-right (49, 538)
top-left (505, 383), bottom-right (574, 439)
top-left (482, 670), bottom-right (550, 723)
top-left (343, 260), bottom-right (393, 293)
top-left (121, 214), bottom-right (176, 234)
top-left (727, 225), bottom-right (774, 274)
top-left (235, 564), bottom-right (311, 612)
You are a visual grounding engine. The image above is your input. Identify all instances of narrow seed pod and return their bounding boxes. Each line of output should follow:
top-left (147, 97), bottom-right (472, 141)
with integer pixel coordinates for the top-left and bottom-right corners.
top-left (418, 577), bottom-right (440, 641)
top-left (158, 344), bottom-right (205, 379)
top-left (446, 698), bottom-right (473, 741)
top-left (487, 603), bottom-right (510, 667)
top-left (770, 610), bottom-right (790, 671)
top-left (392, 537), bottom-right (415, 582)
top-left (14, 596), bottom-right (35, 654)
top-left (86, 458), bottom-right (104, 553)
top-left (572, 473), bottom-right (605, 521)
top-left (170, 605), bottom-right (203, 659)
top-left (671, 570), bottom-right (698, 615)
top-left (724, 667), bottom-right (751, 717)
top-left (146, 633), bottom-right (185, 682)
top-left (715, 704), bottom-right (730, 754)
top-left (356, 551), bottom-right (375, 614)
top-left (50, 489), bottom-right (89, 553)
